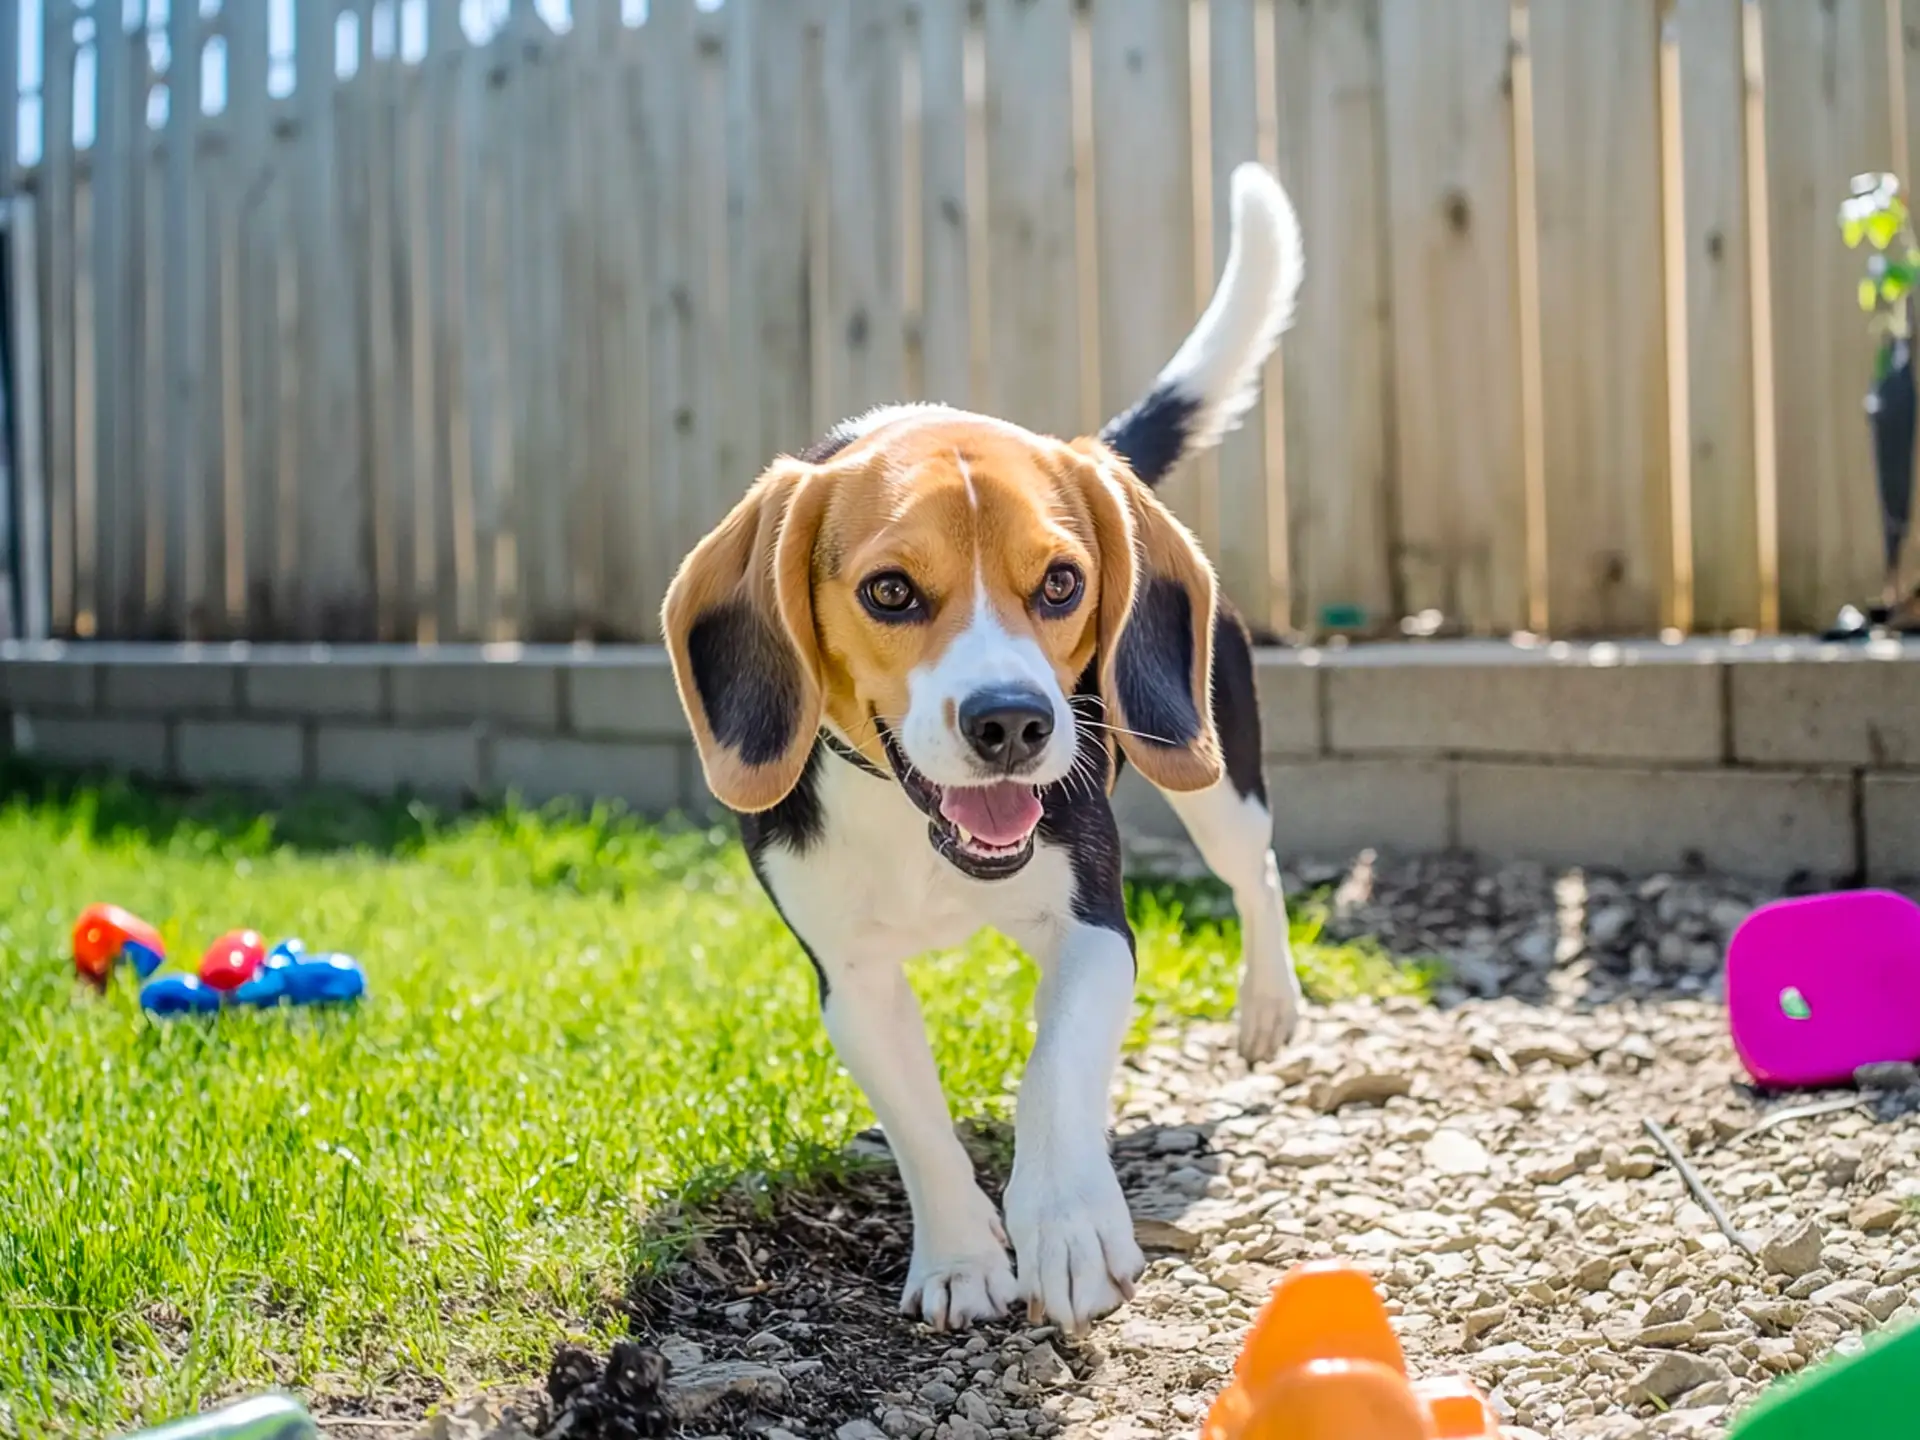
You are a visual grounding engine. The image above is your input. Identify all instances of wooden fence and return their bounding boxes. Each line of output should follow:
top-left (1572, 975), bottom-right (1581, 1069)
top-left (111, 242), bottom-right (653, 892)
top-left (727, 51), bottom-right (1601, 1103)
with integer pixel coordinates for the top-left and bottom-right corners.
top-left (7, 0), bottom-right (1920, 643)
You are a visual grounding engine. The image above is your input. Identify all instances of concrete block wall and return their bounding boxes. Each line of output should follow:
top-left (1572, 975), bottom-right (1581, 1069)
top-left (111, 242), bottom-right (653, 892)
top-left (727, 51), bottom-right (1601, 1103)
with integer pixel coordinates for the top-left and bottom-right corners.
top-left (5, 636), bottom-right (1919, 883)
top-left (0, 643), bottom-right (700, 815)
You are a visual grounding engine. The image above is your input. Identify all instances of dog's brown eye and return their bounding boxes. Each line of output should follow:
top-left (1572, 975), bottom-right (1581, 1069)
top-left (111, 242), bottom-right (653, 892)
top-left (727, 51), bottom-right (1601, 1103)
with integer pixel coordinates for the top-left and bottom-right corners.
top-left (861, 572), bottom-right (921, 617)
top-left (1038, 565), bottom-right (1083, 612)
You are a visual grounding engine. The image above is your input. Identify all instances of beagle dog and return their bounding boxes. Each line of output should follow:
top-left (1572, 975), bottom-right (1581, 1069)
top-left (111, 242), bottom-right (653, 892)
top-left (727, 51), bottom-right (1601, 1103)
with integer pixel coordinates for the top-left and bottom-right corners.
top-left (663, 163), bottom-right (1305, 1335)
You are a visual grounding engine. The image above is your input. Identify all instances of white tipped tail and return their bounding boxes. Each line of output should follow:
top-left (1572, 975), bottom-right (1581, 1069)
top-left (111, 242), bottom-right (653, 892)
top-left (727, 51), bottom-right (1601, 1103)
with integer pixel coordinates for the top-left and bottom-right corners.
top-left (1098, 162), bottom-right (1304, 485)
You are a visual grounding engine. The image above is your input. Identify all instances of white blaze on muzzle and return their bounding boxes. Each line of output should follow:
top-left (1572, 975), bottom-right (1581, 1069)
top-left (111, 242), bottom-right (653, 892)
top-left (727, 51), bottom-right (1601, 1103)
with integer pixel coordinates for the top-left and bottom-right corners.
top-left (901, 580), bottom-right (1076, 801)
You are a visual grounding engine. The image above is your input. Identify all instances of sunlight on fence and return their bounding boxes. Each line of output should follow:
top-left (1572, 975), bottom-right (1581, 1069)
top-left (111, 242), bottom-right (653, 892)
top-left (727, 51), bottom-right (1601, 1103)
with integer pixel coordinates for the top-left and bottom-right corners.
top-left (5, 0), bottom-right (1918, 644)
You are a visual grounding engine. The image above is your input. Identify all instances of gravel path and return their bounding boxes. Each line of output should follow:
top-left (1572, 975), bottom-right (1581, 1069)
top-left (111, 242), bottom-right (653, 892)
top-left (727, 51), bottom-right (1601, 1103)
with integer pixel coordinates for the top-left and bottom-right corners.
top-left (419, 856), bottom-right (1920, 1440)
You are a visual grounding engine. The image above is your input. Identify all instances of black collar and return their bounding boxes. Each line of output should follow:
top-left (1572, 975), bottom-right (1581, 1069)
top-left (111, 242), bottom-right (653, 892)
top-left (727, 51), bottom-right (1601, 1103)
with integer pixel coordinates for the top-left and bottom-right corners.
top-left (820, 730), bottom-right (890, 780)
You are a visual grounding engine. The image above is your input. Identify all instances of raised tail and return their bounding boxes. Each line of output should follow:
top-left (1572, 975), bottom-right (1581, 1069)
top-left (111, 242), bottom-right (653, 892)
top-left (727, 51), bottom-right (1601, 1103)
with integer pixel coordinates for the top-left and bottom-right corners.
top-left (1097, 162), bottom-right (1304, 486)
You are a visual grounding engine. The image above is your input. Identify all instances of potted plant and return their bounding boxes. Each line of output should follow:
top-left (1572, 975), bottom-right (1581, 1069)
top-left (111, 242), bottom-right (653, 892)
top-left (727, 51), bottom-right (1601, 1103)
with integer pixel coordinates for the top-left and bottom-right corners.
top-left (1835, 172), bottom-right (1920, 636)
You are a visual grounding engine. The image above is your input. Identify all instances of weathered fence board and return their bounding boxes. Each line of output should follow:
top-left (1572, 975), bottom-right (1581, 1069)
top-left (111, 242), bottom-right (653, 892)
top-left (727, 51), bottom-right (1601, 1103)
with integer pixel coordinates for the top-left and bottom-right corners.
top-left (16, 0), bottom-right (1920, 645)
top-left (916, 0), bottom-right (971, 411)
top-left (1274, 0), bottom-right (1396, 635)
top-left (982, 0), bottom-right (1079, 441)
top-left (1763, 0), bottom-right (1897, 631)
top-left (1206, 0), bottom-right (1274, 627)
top-left (1678, 0), bottom-right (1761, 633)
top-left (1531, 0), bottom-right (1672, 636)
top-left (43, 1), bottom-right (77, 634)
top-left (1381, 0), bottom-right (1528, 635)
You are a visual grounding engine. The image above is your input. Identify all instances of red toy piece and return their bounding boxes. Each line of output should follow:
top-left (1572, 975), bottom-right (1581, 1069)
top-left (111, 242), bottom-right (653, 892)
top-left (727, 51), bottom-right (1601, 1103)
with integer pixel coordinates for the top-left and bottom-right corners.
top-left (72, 904), bottom-right (166, 983)
top-left (198, 929), bottom-right (267, 991)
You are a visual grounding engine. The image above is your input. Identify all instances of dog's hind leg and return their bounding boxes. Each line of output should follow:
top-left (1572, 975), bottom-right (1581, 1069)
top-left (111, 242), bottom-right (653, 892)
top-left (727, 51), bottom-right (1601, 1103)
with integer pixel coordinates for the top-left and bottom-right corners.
top-left (1163, 611), bottom-right (1302, 1062)
top-left (819, 957), bottom-right (1020, 1330)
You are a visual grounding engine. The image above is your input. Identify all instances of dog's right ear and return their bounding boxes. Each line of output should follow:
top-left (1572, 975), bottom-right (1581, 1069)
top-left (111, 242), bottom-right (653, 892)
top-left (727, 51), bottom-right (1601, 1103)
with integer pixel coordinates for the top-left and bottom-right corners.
top-left (663, 459), bottom-right (828, 813)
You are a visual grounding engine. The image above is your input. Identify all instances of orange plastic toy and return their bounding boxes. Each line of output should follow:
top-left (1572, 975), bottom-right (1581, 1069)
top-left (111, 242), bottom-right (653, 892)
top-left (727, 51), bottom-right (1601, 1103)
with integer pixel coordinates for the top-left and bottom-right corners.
top-left (72, 904), bottom-right (166, 984)
top-left (1202, 1260), bottom-right (1500, 1440)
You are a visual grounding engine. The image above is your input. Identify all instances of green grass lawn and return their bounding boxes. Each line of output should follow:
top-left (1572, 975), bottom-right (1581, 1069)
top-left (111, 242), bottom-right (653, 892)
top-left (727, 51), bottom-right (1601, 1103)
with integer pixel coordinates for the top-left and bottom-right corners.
top-left (0, 760), bottom-right (1428, 1437)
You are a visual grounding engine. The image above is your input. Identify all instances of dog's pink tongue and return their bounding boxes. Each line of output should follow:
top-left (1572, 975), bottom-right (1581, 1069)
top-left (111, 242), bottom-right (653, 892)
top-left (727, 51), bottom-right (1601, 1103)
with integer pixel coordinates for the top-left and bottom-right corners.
top-left (940, 782), bottom-right (1042, 847)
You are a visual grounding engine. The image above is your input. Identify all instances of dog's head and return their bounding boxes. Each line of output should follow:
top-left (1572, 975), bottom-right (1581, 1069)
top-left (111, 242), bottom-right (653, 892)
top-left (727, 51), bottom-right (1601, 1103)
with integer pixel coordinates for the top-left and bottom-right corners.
top-left (662, 405), bottom-right (1221, 879)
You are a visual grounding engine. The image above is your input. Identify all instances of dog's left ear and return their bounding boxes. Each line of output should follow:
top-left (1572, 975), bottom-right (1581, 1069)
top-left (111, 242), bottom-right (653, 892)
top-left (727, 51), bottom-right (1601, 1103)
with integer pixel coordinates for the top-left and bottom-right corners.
top-left (662, 458), bottom-right (830, 812)
top-left (1069, 442), bottom-right (1222, 792)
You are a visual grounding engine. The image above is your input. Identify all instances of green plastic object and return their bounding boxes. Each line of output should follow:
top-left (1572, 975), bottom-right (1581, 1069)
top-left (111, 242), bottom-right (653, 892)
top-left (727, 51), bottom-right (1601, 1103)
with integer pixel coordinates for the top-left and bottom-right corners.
top-left (1729, 1319), bottom-right (1920, 1439)
top-left (117, 1394), bottom-right (317, 1440)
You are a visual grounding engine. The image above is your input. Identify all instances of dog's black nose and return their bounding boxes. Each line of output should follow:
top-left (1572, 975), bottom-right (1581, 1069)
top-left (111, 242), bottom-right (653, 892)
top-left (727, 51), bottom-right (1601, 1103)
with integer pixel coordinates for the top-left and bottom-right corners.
top-left (958, 688), bottom-right (1055, 771)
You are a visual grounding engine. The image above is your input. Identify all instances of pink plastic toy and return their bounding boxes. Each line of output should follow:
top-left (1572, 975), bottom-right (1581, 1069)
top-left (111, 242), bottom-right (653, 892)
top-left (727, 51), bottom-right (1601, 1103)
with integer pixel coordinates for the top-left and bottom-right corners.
top-left (1725, 890), bottom-right (1920, 1088)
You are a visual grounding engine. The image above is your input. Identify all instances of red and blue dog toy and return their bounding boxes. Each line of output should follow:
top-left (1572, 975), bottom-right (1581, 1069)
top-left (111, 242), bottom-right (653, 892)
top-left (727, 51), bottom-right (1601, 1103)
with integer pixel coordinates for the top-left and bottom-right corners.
top-left (72, 907), bottom-right (367, 1015)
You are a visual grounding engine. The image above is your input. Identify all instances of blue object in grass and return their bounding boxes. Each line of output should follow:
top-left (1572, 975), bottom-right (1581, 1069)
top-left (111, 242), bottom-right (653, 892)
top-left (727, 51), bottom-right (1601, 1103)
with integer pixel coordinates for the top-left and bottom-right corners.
top-left (141, 938), bottom-right (365, 1015)
top-left (139, 973), bottom-right (223, 1015)
top-left (281, 953), bottom-right (367, 1003)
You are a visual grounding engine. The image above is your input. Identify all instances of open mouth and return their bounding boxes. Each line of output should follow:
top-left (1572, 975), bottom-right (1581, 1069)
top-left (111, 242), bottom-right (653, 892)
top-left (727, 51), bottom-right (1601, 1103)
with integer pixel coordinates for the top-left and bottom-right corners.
top-left (876, 724), bottom-right (1044, 878)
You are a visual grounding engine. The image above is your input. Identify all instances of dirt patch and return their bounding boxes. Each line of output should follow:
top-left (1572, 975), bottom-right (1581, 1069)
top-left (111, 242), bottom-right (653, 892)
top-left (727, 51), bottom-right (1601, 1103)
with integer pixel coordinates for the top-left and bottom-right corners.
top-left (402, 855), bottom-right (1920, 1440)
top-left (618, 1143), bottom-right (1098, 1437)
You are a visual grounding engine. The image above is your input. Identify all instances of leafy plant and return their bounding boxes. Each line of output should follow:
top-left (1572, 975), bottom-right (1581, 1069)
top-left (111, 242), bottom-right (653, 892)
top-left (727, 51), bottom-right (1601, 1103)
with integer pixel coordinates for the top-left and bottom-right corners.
top-left (1840, 172), bottom-right (1920, 623)
top-left (1842, 173), bottom-right (1920, 371)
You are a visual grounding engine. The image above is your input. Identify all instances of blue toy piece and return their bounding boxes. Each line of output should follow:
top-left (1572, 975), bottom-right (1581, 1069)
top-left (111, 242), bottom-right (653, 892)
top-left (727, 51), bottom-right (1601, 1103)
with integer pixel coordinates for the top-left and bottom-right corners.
top-left (140, 937), bottom-right (366, 1017)
top-left (281, 954), bottom-right (367, 1003)
top-left (139, 973), bottom-right (224, 1015)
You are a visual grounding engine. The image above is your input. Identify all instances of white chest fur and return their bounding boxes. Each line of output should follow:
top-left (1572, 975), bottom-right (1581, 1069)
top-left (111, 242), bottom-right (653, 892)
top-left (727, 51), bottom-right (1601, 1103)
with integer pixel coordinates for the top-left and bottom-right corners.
top-left (757, 752), bottom-right (1079, 965)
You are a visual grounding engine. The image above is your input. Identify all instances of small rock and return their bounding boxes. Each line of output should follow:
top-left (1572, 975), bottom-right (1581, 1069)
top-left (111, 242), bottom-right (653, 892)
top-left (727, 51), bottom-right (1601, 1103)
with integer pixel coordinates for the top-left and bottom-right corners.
top-left (1636, 1320), bottom-right (1697, 1346)
top-left (1865, 1285), bottom-right (1907, 1322)
top-left (1853, 1061), bottom-right (1920, 1092)
top-left (1575, 1256), bottom-right (1616, 1292)
top-left (1589, 905), bottom-right (1635, 948)
top-left (954, 1391), bottom-right (996, 1426)
top-left (1784, 1270), bottom-right (1834, 1301)
top-left (1423, 1128), bottom-right (1494, 1176)
top-left (657, 1336), bottom-right (704, 1373)
top-left (880, 1411), bottom-right (926, 1439)
top-left (1525, 1147), bottom-right (1600, 1185)
top-left (942, 1421), bottom-right (991, 1440)
top-left (1644, 1287), bottom-right (1696, 1327)
top-left (1809, 1278), bottom-right (1874, 1308)
top-left (420, 1401), bottom-right (536, 1440)
top-left (1603, 1144), bottom-right (1658, 1180)
top-left (917, 1379), bottom-right (959, 1409)
top-left (1850, 1196), bottom-right (1905, 1233)
top-left (1509, 1033), bottom-right (1591, 1068)
top-left (836, 1423), bottom-right (887, 1440)
top-left (1628, 1352), bottom-right (1732, 1405)
top-left (1153, 1126), bottom-right (1204, 1153)
top-left (1309, 1069), bottom-right (1412, 1112)
top-left (1022, 1342), bottom-right (1067, 1384)
top-left (663, 1361), bottom-right (787, 1422)
top-left (1132, 1217), bottom-right (1201, 1252)
top-left (1464, 1305), bottom-right (1507, 1339)
top-left (1760, 1219), bottom-right (1824, 1279)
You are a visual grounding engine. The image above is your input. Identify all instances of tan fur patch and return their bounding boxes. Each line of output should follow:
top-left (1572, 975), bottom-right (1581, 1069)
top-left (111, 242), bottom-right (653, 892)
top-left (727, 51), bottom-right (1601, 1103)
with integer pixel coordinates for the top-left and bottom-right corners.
top-left (663, 409), bottom-right (1221, 810)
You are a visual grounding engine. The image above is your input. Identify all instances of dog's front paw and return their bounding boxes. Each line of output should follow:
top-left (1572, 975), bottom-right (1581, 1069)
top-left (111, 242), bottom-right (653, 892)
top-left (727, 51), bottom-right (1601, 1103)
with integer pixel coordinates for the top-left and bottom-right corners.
top-left (1004, 1150), bottom-right (1145, 1334)
top-left (901, 1199), bottom-right (1018, 1331)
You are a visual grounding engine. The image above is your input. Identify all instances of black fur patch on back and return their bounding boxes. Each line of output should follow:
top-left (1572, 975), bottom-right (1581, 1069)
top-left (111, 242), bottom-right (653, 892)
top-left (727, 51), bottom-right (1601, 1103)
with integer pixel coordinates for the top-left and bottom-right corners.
top-left (1114, 577), bottom-right (1201, 749)
top-left (1098, 384), bottom-right (1200, 487)
top-left (687, 602), bottom-right (799, 766)
top-left (797, 425), bottom-right (856, 464)
top-left (1210, 603), bottom-right (1267, 805)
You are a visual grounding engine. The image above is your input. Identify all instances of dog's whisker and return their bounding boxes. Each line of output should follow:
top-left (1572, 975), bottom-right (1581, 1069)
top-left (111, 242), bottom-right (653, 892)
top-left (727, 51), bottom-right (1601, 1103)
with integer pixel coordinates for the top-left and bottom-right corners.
top-left (1071, 716), bottom-right (1185, 748)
